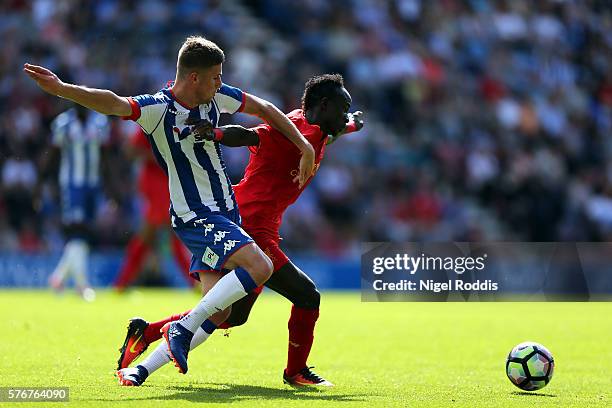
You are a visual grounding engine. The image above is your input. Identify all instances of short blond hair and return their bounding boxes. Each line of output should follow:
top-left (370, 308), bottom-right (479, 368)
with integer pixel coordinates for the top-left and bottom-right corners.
top-left (177, 36), bottom-right (225, 78)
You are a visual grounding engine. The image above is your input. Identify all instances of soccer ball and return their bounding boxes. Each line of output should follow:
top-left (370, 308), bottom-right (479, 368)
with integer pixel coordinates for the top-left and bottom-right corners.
top-left (506, 341), bottom-right (554, 391)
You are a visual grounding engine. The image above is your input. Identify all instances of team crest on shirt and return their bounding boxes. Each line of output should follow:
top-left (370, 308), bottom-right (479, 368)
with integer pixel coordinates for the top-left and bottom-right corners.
top-left (202, 247), bottom-right (219, 268)
top-left (172, 125), bottom-right (208, 144)
top-left (172, 126), bottom-right (192, 142)
top-left (290, 163), bottom-right (321, 179)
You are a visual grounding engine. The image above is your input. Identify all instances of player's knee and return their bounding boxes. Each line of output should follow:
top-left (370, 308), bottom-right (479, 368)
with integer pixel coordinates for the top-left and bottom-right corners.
top-left (306, 286), bottom-right (321, 309)
top-left (248, 254), bottom-right (273, 285)
top-left (294, 284), bottom-right (320, 309)
top-left (264, 256), bottom-right (273, 277)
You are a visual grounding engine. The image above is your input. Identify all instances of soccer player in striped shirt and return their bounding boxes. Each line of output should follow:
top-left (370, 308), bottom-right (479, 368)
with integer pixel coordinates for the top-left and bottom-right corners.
top-left (47, 104), bottom-right (109, 301)
top-left (24, 35), bottom-right (316, 378)
top-left (115, 74), bottom-right (364, 387)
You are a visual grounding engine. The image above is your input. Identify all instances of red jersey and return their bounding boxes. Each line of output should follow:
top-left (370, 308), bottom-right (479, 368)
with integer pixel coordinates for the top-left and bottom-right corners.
top-left (233, 110), bottom-right (328, 232)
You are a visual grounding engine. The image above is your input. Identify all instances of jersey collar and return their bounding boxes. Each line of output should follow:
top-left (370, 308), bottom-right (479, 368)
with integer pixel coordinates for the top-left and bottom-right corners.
top-left (168, 86), bottom-right (197, 110)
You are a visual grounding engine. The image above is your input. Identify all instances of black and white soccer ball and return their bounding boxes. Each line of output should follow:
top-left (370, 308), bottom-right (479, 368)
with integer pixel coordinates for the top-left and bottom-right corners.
top-left (506, 341), bottom-right (555, 391)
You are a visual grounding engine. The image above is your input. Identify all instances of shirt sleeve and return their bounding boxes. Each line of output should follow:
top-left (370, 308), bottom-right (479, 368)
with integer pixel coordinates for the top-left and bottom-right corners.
top-left (122, 93), bottom-right (166, 134)
top-left (214, 83), bottom-right (246, 114)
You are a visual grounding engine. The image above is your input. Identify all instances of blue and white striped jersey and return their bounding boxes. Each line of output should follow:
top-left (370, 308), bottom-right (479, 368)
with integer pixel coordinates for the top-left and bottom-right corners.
top-left (125, 83), bottom-right (245, 224)
top-left (51, 108), bottom-right (110, 189)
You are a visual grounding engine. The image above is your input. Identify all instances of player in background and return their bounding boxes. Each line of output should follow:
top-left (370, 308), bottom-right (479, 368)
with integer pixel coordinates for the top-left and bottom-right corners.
top-left (24, 35), bottom-right (316, 377)
top-left (113, 127), bottom-right (193, 291)
top-left (116, 74), bottom-right (364, 386)
top-left (47, 104), bottom-right (110, 301)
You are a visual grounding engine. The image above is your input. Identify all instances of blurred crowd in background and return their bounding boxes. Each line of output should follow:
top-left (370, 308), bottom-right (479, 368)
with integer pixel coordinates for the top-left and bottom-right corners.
top-left (1, 0), bottom-right (612, 257)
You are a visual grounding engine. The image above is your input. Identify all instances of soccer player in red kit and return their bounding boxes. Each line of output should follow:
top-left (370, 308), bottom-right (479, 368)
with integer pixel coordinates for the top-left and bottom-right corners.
top-left (113, 128), bottom-right (192, 290)
top-left (116, 74), bottom-right (363, 387)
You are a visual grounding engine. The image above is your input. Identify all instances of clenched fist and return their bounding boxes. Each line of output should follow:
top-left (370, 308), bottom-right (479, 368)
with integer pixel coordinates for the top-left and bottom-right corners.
top-left (185, 117), bottom-right (214, 142)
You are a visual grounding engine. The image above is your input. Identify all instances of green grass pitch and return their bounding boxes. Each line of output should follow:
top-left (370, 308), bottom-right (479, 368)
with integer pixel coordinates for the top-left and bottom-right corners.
top-left (1, 290), bottom-right (610, 407)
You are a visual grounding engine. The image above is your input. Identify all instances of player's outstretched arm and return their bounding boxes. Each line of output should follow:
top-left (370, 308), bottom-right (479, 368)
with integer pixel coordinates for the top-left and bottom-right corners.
top-left (327, 111), bottom-right (364, 145)
top-left (241, 93), bottom-right (315, 188)
top-left (23, 63), bottom-right (131, 117)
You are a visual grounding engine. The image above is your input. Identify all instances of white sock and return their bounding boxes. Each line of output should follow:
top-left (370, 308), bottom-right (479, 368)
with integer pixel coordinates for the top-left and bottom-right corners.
top-left (68, 239), bottom-right (89, 288)
top-left (139, 342), bottom-right (171, 374)
top-left (51, 244), bottom-right (74, 283)
top-left (140, 327), bottom-right (214, 375)
top-left (190, 326), bottom-right (214, 349)
top-left (178, 271), bottom-right (247, 333)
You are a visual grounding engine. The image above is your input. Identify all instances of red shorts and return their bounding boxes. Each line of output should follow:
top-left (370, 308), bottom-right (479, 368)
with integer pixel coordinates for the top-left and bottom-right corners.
top-left (248, 230), bottom-right (289, 272)
top-left (245, 225), bottom-right (289, 295)
top-left (241, 213), bottom-right (288, 273)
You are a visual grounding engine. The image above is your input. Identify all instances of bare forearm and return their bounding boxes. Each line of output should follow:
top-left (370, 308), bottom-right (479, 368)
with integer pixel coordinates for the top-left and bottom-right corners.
top-left (243, 93), bottom-right (311, 153)
top-left (218, 125), bottom-right (259, 147)
top-left (57, 83), bottom-right (131, 116)
top-left (24, 63), bottom-right (131, 116)
top-left (259, 103), bottom-right (310, 152)
top-left (327, 111), bottom-right (364, 145)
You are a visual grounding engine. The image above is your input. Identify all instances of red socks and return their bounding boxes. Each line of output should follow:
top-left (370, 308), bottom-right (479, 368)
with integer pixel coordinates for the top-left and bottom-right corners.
top-left (143, 310), bottom-right (191, 344)
top-left (114, 237), bottom-right (149, 289)
top-left (285, 306), bottom-right (319, 376)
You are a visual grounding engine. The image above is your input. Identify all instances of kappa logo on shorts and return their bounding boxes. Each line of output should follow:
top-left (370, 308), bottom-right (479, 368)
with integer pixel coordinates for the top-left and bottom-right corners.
top-left (203, 223), bottom-right (214, 236)
top-left (202, 247), bottom-right (220, 268)
top-left (214, 230), bottom-right (229, 245)
top-left (224, 240), bottom-right (240, 255)
top-left (194, 218), bottom-right (215, 236)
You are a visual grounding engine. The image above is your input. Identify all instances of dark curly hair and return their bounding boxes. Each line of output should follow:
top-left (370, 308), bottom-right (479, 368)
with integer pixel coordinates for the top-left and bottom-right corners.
top-left (301, 74), bottom-right (345, 111)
